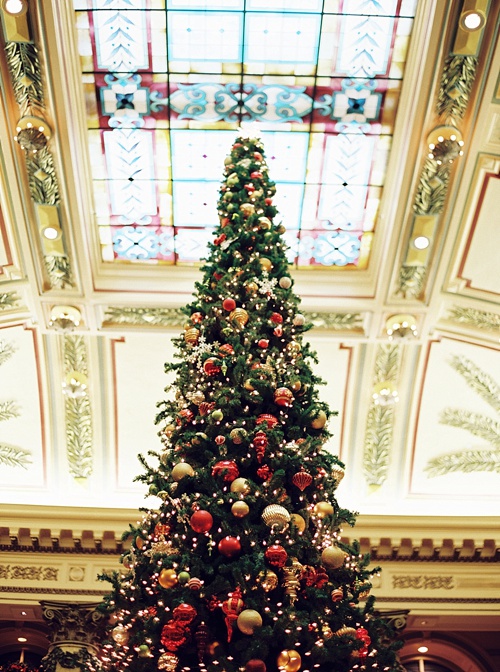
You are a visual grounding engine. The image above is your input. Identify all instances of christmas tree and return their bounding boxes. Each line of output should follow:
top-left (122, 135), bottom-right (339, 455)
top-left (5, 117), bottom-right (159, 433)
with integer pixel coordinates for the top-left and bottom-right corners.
top-left (99, 135), bottom-right (402, 672)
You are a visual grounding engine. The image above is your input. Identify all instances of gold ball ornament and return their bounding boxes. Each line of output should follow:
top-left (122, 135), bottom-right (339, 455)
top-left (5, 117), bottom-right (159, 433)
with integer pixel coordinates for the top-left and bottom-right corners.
top-left (245, 281), bottom-right (258, 294)
top-left (244, 379), bottom-right (255, 391)
top-left (230, 477), bottom-right (251, 494)
top-left (230, 427), bottom-right (247, 444)
top-left (313, 501), bottom-right (334, 518)
top-left (184, 327), bottom-right (200, 345)
top-left (261, 504), bottom-right (290, 529)
top-left (289, 513), bottom-right (306, 533)
top-left (158, 568), bottom-right (178, 588)
top-left (334, 626), bottom-right (357, 637)
top-left (240, 203), bottom-right (255, 217)
top-left (321, 546), bottom-right (347, 569)
top-left (259, 257), bottom-right (273, 272)
top-left (237, 609), bottom-right (263, 635)
top-left (277, 650), bottom-right (301, 672)
top-left (332, 464), bottom-right (345, 485)
top-left (190, 390), bottom-right (205, 406)
top-left (257, 569), bottom-right (278, 591)
top-left (286, 341), bottom-right (301, 355)
top-left (171, 462), bottom-right (195, 481)
top-left (310, 409), bottom-right (327, 429)
top-left (258, 216), bottom-right (272, 230)
top-left (229, 307), bottom-right (249, 327)
top-left (290, 379), bottom-right (302, 392)
top-left (279, 276), bottom-right (292, 289)
top-left (158, 653), bottom-right (179, 671)
top-left (164, 423), bottom-right (176, 438)
top-left (111, 624), bottom-right (129, 644)
top-left (231, 501), bottom-right (250, 518)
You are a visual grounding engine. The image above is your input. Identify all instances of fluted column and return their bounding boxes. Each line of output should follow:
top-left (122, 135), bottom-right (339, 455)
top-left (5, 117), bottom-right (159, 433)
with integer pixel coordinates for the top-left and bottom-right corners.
top-left (40, 601), bottom-right (106, 672)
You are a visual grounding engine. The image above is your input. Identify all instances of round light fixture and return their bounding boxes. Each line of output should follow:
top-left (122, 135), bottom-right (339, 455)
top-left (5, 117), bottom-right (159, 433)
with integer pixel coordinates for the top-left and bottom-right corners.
top-left (62, 371), bottom-right (88, 399)
top-left (18, 636), bottom-right (27, 642)
top-left (49, 305), bottom-right (82, 332)
top-left (413, 235), bottom-right (430, 250)
top-left (417, 645), bottom-right (429, 653)
top-left (42, 226), bottom-right (61, 240)
top-left (385, 313), bottom-right (418, 340)
top-left (372, 381), bottom-right (399, 406)
top-left (2, 0), bottom-right (28, 16)
top-left (460, 10), bottom-right (485, 31)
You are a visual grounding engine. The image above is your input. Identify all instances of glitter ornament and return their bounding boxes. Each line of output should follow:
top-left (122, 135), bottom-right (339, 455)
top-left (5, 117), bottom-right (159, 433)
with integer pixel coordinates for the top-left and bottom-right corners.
top-left (203, 357), bottom-right (222, 376)
top-left (191, 312), bottom-right (203, 324)
top-left (256, 413), bottom-right (278, 428)
top-left (158, 653), bottom-right (179, 671)
top-left (231, 501), bottom-right (250, 517)
top-left (171, 462), bottom-right (194, 481)
top-left (190, 390), bottom-right (205, 405)
top-left (265, 544), bottom-right (288, 567)
top-left (270, 312), bottom-right (283, 324)
top-left (279, 276), bottom-right (292, 289)
top-left (313, 501), bottom-right (334, 518)
top-left (321, 546), bottom-right (347, 569)
top-left (212, 460), bottom-right (239, 482)
top-left (230, 477), bottom-right (251, 494)
top-left (237, 609), bottom-right (262, 635)
top-left (262, 504), bottom-right (290, 529)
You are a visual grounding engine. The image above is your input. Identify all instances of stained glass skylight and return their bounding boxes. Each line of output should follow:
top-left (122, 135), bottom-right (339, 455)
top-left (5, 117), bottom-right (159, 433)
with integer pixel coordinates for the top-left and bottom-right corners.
top-left (73, 0), bottom-right (417, 268)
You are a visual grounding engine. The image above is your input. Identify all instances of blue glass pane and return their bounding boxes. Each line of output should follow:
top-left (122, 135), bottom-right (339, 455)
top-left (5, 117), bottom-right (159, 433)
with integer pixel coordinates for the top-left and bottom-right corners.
top-left (260, 131), bottom-right (309, 182)
top-left (171, 130), bottom-right (235, 180)
top-left (245, 13), bottom-right (321, 64)
top-left (173, 182), bottom-right (221, 227)
top-left (167, 0), bottom-right (243, 9)
top-left (168, 11), bottom-right (243, 62)
top-left (247, 0), bottom-right (322, 11)
top-left (92, 2), bottom-right (149, 71)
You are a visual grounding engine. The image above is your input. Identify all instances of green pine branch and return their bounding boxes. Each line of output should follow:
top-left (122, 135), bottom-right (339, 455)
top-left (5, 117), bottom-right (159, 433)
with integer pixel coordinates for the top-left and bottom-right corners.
top-left (0, 401), bottom-right (20, 422)
top-left (440, 408), bottom-right (500, 449)
top-left (425, 448), bottom-right (500, 477)
top-left (0, 443), bottom-right (31, 469)
top-left (449, 354), bottom-right (500, 413)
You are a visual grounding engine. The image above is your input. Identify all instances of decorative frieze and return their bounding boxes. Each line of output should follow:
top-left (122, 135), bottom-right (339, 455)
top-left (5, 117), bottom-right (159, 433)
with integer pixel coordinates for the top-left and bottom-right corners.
top-left (0, 563), bottom-right (58, 581)
top-left (392, 575), bottom-right (454, 590)
top-left (448, 305), bottom-right (500, 332)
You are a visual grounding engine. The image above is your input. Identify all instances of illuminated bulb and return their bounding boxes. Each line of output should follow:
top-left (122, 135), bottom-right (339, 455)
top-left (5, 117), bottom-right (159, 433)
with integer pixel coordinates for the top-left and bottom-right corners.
top-left (385, 313), bottom-right (418, 339)
top-left (42, 226), bottom-right (60, 240)
top-left (62, 371), bottom-right (88, 399)
top-left (462, 11), bottom-right (484, 30)
top-left (413, 235), bottom-right (430, 250)
top-left (18, 636), bottom-right (27, 642)
top-left (4, 0), bottom-right (26, 13)
top-left (417, 646), bottom-right (428, 653)
top-left (372, 381), bottom-right (399, 406)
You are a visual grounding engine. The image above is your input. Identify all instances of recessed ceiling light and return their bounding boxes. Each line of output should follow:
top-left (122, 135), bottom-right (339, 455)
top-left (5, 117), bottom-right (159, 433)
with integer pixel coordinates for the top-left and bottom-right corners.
top-left (42, 226), bottom-right (61, 240)
top-left (18, 636), bottom-right (27, 642)
top-left (461, 10), bottom-right (485, 31)
top-left (2, 0), bottom-right (27, 15)
top-left (417, 645), bottom-right (428, 653)
top-left (21, 610), bottom-right (27, 616)
top-left (413, 235), bottom-right (430, 250)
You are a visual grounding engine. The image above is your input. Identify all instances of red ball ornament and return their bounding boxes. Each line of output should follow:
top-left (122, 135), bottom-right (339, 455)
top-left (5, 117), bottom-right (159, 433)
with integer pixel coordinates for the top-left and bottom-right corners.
top-left (256, 414), bottom-right (278, 428)
top-left (265, 544), bottom-right (288, 567)
top-left (244, 184), bottom-right (255, 192)
top-left (215, 435), bottom-right (226, 445)
top-left (274, 326), bottom-right (283, 337)
top-left (233, 143), bottom-right (243, 149)
top-left (219, 343), bottom-right (235, 357)
top-left (190, 510), bottom-right (214, 533)
top-left (274, 387), bottom-right (294, 407)
top-left (218, 536), bottom-right (241, 558)
top-left (212, 460), bottom-right (239, 482)
top-left (223, 298), bottom-right (237, 311)
top-left (203, 358), bottom-right (221, 376)
top-left (191, 312), bottom-right (203, 324)
top-left (265, 197), bottom-right (273, 205)
top-left (250, 171), bottom-right (263, 179)
top-left (246, 660), bottom-right (266, 672)
top-left (213, 271), bottom-right (223, 280)
top-left (188, 577), bottom-right (202, 590)
top-left (257, 464), bottom-right (273, 481)
top-left (270, 312), bottom-right (283, 324)
top-left (253, 152), bottom-right (263, 161)
top-left (258, 339), bottom-right (269, 349)
top-left (173, 603), bottom-right (197, 624)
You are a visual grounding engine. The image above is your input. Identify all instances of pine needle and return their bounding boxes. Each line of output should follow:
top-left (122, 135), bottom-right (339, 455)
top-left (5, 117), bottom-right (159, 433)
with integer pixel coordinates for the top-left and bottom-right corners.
top-left (449, 355), bottom-right (500, 413)
top-left (425, 448), bottom-right (500, 477)
top-left (0, 444), bottom-right (31, 469)
top-left (440, 408), bottom-right (500, 449)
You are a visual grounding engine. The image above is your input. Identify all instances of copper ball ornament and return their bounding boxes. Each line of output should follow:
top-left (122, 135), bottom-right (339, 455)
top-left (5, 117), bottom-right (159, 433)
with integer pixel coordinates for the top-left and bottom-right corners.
top-left (261, 504), bottom-right (290, 529)
top-left (218, 536), bottom-right (242, 558)
top-left (321, 546), bottom-right (347, 569)
top-left (158, 568), bottom-right (178, 589)
top-left (277, 649), bottom-right (301, 672)
top-left (237, 609), bottom-right (263, 635)
top-left (231, 501), bottom-right (250, 518)
top-left (171, 462), bottom-right (194, 481)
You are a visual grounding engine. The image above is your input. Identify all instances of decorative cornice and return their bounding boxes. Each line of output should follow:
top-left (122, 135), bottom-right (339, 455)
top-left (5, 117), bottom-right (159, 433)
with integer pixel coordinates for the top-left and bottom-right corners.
top-left (102, 306), bottom-right (364, 332)
top-left (362, 344), bottom-right (401, 487)
top-left (63, 335), bottom-right (93, 479)
top-left (40, 600), bottom-right (106, 646)
top-left (447, 305), bottom-right (500, 332)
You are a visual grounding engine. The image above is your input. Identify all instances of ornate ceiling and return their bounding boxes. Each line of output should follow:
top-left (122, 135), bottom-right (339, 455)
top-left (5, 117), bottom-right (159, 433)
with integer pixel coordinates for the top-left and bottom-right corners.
top-left (0, 0), bottom-right (499, 525)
